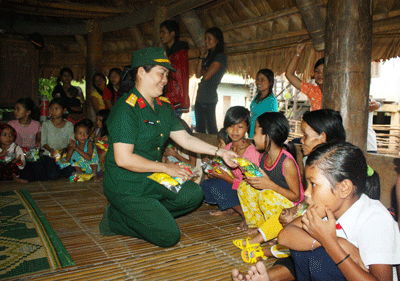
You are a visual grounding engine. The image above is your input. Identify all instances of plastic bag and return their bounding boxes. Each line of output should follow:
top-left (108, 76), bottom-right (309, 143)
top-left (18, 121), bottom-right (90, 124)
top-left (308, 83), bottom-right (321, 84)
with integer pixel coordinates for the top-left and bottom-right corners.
top-left (200, 156), bottom-right (234, 178)
top-left (148, 161), bottom-right (197, 193)
top-left (24, 148), bottom-right (40, 162)
top-left (54, 150), bottom-right (71, 169)
top-left (69, 173), bottom-right (93, 182)
top-left (232, 157), bottom-right (262, 177)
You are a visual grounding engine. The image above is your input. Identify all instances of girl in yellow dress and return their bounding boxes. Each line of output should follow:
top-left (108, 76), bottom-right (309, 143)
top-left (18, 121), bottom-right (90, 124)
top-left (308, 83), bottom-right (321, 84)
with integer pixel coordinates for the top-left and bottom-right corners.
top-left (234, 112), bottom-right (304, 263)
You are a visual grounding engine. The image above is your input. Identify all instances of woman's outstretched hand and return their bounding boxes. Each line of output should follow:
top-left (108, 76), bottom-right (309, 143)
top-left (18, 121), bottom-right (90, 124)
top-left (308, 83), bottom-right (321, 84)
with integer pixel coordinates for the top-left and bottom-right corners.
top-left (220, 149), bottom-right (238, 168)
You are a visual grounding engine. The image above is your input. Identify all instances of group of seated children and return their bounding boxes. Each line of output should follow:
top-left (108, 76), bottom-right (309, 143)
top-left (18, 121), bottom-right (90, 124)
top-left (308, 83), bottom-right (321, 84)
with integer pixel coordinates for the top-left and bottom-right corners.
top-left (0, 97), bottom-right (109, 183)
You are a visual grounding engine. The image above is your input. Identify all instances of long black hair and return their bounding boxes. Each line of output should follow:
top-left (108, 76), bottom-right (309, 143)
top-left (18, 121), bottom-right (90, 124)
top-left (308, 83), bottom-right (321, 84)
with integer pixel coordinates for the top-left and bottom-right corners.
top-left (257, 112), bottom-right (296, 159)
top-left (16, 97), bottom-right (39, 121)
top-left (92, 73), bottom-right (107, 96)
top-left (203, 27), bottom-right (225, 69)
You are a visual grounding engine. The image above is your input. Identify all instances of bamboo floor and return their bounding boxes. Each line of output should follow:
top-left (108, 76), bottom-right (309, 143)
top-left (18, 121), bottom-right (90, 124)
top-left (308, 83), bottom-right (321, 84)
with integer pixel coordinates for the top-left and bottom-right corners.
top-left (1, 179), bottom-right (279, 281)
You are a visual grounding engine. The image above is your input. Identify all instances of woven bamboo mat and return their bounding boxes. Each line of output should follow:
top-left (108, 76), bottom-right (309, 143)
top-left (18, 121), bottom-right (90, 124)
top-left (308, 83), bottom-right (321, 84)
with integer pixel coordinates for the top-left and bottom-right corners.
top-left (0, 180), bottom-right (279, 281)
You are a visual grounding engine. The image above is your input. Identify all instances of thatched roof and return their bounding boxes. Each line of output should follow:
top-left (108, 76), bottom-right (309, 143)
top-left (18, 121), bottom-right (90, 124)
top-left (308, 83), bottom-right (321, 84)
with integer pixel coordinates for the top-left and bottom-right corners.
top-left (1, 0), bottom-right (399, 80)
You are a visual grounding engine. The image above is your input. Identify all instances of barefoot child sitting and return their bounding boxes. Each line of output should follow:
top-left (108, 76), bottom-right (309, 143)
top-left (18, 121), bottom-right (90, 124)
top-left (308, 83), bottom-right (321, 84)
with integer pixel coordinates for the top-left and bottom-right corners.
top-left (201, 106), bottom-right (260, 221)
top-left (66, 119), bottom-right (100, 182)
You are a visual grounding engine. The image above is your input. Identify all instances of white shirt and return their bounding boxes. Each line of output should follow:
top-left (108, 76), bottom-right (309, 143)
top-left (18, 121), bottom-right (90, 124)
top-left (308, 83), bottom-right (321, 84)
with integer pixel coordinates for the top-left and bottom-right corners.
top-left (335, 194), bottom-right (400, 268)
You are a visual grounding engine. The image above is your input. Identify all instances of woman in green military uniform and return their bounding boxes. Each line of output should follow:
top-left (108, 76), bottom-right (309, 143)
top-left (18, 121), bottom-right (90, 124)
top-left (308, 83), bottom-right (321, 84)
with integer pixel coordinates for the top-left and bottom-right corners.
top-left (100, 47), bottom-right (238, 247)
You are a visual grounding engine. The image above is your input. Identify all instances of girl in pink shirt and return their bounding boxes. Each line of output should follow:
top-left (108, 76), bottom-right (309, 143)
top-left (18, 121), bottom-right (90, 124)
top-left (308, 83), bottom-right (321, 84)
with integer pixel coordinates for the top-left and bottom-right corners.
top-left (8, 97), bottom-right (41, 150)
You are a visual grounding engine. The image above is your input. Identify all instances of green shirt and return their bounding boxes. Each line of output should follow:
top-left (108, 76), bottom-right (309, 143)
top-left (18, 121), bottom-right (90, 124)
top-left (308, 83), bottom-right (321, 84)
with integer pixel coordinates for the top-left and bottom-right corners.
top-left (105, 88), bottom-right (184, 186)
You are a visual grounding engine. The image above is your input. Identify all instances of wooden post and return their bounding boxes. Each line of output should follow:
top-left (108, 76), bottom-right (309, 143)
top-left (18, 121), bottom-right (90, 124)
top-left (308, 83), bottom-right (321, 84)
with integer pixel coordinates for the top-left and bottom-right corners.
top-left (153, 6), bottom-right (168, 47)
top-left (86, 20), bottom-right (103, 121)
top-left (180, 10), bottom-right (206, 50)
top-left (323, 0), bottom-right (372, 151)
top-left (295, 0), bottom-right (325, 51)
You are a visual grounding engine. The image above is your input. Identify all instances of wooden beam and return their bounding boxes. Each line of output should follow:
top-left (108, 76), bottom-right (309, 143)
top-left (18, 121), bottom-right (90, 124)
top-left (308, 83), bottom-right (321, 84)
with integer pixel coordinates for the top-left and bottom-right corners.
top-left (180, 10), bottom-right (206, 49)
top-left (295, 0), bottom-right (325, 51)
top-left (1, 1), bottom-right (128, 17)
top-left (323, 0), bottom-right (373, 151)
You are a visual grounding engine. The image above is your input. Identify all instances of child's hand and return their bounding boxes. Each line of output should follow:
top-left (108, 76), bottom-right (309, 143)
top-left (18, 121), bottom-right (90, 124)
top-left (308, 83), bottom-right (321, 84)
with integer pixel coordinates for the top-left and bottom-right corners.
top-left (246, 168), bottom-right (272, 190)
top-left (68, 139), bottom-right (77, 150)
top-left (210, 167), bottom-right (231, 181)
top-left (301, 205), bottom-right (337, 246)
top-left (12, 155), bottom-right (21, 164)
top-left (163, 147), bottom-right (178, 158)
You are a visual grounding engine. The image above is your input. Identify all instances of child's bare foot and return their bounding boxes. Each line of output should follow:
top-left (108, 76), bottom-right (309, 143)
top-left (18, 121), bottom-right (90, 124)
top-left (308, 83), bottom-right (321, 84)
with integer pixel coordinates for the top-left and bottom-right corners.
top-left (13, 175), bottom-right (28, 183)
top-left (247, 227), bottom-right (258, 236)
top-left (210, 208), bottom-right (238, 216)
top-left (93, 174), bottom-right (102, 183)
top-left (231, 268), bottom-right (245, 281)
top-left (237, 219), bottom-right (248, 231)
top-left (246, 261), bottom-right (270, 281)
top-left (74, 166), bottom-right (83, 173)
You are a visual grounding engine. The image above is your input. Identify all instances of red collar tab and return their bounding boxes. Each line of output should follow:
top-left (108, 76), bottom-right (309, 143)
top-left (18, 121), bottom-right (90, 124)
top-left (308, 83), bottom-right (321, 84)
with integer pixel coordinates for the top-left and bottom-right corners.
top-left (137, 97), bottom-right (146, 109)
top-left (156, 98), bottom-right (163, 106)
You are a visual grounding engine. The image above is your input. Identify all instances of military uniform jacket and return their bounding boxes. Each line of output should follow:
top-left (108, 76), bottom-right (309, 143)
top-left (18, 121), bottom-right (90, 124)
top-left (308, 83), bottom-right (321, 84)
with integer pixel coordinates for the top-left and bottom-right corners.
top-left (105, 88), bottom-right (184, 191)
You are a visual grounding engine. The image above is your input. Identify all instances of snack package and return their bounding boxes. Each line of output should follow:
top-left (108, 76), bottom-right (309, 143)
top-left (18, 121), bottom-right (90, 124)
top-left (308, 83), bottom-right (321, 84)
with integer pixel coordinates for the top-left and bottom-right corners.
top-left (24, 147), bottom-right (40, 162)
top-left (200, 157), bottom-right (234, 178)
top-left (95, 140), bottom-right (108, 153)
top-left (54, 150), bottom-right (70, 169)
top-left (148, 161), bottom-right (197, 193)
top-left (69, 173), bottom-right (93, 182)
top-left (232, 157), bottom-right (262, 177)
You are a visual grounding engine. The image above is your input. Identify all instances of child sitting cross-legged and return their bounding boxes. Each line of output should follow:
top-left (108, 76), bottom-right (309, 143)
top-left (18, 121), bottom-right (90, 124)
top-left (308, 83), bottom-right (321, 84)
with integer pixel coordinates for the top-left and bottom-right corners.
top-left (66, 119), bottom-right (100, 182)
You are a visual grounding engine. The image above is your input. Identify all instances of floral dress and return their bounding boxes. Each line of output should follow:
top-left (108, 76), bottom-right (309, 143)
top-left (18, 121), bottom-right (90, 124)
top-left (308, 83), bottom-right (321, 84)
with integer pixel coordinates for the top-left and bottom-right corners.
top-left (70, 140), bottom-right (99, 174)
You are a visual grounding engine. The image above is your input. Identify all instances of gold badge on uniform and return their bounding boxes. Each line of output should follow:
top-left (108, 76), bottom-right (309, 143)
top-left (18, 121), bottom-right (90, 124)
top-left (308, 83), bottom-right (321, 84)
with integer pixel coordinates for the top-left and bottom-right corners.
top-left (158, 96), bottom-right (170, 104)
top-left (126, 94), bottom-right (138, 107)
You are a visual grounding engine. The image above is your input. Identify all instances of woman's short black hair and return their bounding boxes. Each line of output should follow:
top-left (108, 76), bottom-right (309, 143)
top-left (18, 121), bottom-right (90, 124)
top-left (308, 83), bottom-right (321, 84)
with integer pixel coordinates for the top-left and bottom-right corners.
top-left (223, 106), bottom-right (250, 129)
top-left (302, 109), bottom-right (346, 142)
top-left (306, 142), bottom-right (367, 195)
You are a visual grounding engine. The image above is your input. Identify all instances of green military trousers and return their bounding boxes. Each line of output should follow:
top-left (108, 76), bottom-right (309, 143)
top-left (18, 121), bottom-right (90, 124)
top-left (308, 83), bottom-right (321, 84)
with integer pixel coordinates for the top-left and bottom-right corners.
top-left (100, 177), bottom-right (204, 248)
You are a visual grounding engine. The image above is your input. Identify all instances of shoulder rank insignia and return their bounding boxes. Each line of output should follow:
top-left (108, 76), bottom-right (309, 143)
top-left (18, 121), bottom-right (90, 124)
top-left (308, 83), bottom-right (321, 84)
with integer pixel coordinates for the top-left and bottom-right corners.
top-left (158, 96), bottom-right (170, 104)
top-left (125, 94), bottom-right (138, 107)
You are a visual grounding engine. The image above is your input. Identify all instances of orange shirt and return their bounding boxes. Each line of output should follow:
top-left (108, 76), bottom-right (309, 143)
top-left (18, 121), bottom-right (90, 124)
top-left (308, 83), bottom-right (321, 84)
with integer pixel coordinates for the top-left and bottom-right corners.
top-left (301, 82), bottom-right (322, 111)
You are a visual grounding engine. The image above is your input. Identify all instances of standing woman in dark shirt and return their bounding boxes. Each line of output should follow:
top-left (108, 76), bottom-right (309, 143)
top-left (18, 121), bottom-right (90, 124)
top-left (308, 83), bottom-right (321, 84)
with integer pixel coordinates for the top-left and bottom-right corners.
top-left (52, 67), bottom-right (85, 124)
top-left (195, 27), bottom-right (227, 134)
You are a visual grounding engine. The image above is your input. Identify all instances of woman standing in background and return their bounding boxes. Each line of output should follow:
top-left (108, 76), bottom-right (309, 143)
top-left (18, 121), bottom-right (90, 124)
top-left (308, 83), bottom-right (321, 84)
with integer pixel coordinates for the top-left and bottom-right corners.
top-left (195, 27), bottom-right (227, 134)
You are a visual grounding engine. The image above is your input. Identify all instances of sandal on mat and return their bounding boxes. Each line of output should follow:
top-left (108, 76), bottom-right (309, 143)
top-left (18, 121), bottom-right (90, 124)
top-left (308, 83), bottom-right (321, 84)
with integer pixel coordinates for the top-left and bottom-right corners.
top-left (241, 245), bottom-right (267, 264)
top-left (233, 237), bottom-right (260, 250)
top-left (270, 244), bottom-right (290, 258)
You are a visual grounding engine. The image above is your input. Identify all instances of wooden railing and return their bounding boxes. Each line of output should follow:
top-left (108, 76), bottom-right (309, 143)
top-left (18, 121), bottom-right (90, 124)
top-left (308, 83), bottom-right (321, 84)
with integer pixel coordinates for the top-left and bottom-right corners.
top-left (288, 120), bottom-right (400, 156)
